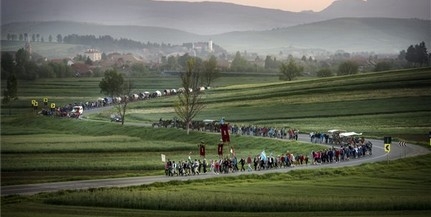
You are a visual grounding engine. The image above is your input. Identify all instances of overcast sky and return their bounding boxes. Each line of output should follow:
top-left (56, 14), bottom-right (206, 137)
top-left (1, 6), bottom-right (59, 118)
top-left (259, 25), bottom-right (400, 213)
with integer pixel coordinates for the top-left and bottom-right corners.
top-left (156, 0), bottom-right (337, 12)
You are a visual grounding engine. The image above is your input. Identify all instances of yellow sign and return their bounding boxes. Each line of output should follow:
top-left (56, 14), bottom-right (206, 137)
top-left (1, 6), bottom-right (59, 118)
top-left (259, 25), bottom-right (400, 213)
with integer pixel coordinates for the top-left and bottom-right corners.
top-left (33, 101), bottom-right (38, 107)
top-left (50, 103), bottom-right (56, 109)
top-left (31, 99), bottom-right (36, 105)
top-left (43, 98), bottom-right (48, 103)
top-left (384, 144), bottom-right (391, 153)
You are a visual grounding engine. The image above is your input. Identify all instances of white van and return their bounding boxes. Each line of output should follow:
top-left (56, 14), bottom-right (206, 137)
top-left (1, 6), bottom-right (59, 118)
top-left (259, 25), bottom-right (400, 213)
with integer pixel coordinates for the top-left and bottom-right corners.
top-left (69, 106), bottom-right (83, 118)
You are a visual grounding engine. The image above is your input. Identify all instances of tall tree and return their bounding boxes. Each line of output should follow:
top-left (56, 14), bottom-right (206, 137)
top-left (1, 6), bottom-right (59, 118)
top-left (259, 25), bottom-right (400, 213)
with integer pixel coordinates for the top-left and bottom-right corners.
top-left (99, 70), bottom-right (132, 125)
top-left (99, 69), bottom-right (124, 98)
top-left (404, 41), bottom-right (429, 67)
top-left (264, 55), bottom-right (279, 70)
top-left (337, 61), bottom-right (359, 76)
top-left (1, 53), bottom-right (15, 79)
top-left (174, 58), bottom-right (205, 134)
top-left (56, 34), bottom-right (63, 43)
top-left (230, 51), bottom-right (248, 72)
top-left (166, 55), bottom-right (179, 71)
top-left (48, 34), bottom-right (53, 43)
top-left (85, 56), bottom-right (93, 65)
top-left (178, 53), bottom-right (191, 70)
top-left (201, 55), bottom-right (219, 87)
top-left (2, 72), bottom-right (18, 115)
top-left (405, 45), bottom-right (417, 65)
top-left (279, 59), bottom-right (303, 81)
top-left (15, 48), bottom-right (30, 67)
top-left (115, 79), bottom-right (134, 126)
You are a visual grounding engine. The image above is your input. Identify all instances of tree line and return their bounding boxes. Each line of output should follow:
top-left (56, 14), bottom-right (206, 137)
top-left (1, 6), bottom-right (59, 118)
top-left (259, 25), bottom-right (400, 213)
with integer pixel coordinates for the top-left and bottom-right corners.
top-left (6, 33), bottom-right (177, 50)
top-left (273, 41), bottom-right (430, 81)
top-left (1, 49), bottom-right (74, 80)
top-left (2, 37), bottom-right (429, 82)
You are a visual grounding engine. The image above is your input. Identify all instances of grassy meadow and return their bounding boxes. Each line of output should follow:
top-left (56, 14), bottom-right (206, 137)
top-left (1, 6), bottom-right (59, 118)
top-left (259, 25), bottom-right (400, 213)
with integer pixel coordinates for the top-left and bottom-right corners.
top-left (1, 67), bottom-right (431, 216)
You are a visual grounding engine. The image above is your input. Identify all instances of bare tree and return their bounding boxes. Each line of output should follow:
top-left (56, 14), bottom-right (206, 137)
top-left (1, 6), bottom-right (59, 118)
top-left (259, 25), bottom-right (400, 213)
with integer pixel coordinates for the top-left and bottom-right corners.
top-left (99, 69), bottom-right (134, 125)
top-left (115, 79), bottom-right (134, 125)
top-left (174, 57), bottom-right (205, 134)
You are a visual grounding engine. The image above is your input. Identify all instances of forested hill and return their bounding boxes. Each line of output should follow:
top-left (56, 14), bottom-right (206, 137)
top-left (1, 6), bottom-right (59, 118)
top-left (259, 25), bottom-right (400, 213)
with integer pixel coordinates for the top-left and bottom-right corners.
top-left (2, 0), bottom-right (430, 35)
top-left (1, 21), bottom-right (203, 45)
top-left (2, 18), bottom-right (430, 54)
top-left (212, 18), bottom-right (431, 53)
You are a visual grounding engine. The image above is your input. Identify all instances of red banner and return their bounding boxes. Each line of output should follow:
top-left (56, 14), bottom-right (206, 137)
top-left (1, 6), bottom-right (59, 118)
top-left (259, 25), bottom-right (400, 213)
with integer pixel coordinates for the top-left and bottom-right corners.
top-left (199, 144), bottom-right (205, 157)
top-left (220, 124), bottom-right (230, 142)
top-left (218, 143), bottom-right (223, 156)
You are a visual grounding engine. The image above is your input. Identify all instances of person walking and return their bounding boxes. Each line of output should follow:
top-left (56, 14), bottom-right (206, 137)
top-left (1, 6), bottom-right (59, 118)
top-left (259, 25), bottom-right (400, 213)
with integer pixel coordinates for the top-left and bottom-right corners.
top-left (239, 157), bottom-right (245, 171)
top-left (247, 155), bottom-right (253, 172)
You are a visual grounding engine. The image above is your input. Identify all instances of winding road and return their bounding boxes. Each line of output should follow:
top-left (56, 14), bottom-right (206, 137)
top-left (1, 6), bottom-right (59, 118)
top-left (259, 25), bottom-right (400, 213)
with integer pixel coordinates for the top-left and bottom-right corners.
top-left (2, 127), bottom-right (429, 196)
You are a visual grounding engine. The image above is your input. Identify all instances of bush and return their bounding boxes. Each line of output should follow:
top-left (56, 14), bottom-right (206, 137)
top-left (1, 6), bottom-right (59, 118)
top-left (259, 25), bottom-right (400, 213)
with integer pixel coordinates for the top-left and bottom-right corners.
top-left (316, 68), bottom-right (332, 77)
top-left (337, 61), bottom-right (358, 76)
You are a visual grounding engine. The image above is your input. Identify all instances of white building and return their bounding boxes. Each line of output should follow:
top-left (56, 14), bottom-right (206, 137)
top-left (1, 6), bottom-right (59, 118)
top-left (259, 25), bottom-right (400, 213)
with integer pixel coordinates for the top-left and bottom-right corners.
top-left (84, 49), bottom-right (102, 62)
top-left (208, 40), bottom-right (213, 52)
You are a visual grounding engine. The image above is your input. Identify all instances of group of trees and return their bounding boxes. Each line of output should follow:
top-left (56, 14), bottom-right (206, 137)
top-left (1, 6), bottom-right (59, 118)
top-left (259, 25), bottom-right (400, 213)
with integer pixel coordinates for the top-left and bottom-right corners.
top-left (278, 41), bottom-right (430, 81)
top-left (161, 53), bottom-right (220, 87)
top-left (1, 49), bottom-right (74, 80)
top-left (230, 51), bottom-right (257, 72)
top-left (62, 34), bottom-right (175, 50)
top-left (6, 32), bottom-right (179, 51)
top-left (1, 66), bottom-right (18, 115)
top-left (399, 41), bottom-right (430, 67)
top-left (6, 33), bottom-right (61, 43)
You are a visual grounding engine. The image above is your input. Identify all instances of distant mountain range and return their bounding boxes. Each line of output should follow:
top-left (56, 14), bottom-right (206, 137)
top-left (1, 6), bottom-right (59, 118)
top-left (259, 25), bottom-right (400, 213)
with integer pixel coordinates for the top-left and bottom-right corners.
top-left (214, 18), bottom-right (431, 54)
top-left (1, 0), bottom-right (430, 54)
top-left (2, 18), bottom-right (430, 54)
top-left (1, 0), bottom-right (430, 35)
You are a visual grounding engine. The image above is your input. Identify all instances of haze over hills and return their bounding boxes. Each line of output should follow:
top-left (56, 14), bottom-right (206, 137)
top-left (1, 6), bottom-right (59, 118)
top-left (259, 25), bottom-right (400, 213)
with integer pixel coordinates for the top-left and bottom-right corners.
top-left (213, 18), bottom-right (431, 54)
top-left (1, 0), bottom-right (430, 55)
top-left (2, 18), bottom-right (430, 54)
top-left (1, 0), bottom-right (430, 35)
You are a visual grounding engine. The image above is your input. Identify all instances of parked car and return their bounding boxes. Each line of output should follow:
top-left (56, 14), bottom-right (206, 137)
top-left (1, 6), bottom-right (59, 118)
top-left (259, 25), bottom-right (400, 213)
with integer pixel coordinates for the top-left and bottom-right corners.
top-left (110, 114), bottom-right (122, 122)
top-left (69, 106), bottom-right (83, 118)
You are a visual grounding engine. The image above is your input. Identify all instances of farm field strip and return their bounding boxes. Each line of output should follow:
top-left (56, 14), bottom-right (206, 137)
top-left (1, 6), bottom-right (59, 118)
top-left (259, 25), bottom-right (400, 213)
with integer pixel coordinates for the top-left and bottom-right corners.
top-left (1, 68), bottom-right (431, 216)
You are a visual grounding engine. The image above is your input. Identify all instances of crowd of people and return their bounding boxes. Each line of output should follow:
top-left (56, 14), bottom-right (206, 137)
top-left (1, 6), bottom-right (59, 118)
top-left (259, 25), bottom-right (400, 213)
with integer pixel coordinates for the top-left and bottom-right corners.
top-left (230, 125), bottom-right (299, 140)
top-left (164, 139), bottom-right (373, 176)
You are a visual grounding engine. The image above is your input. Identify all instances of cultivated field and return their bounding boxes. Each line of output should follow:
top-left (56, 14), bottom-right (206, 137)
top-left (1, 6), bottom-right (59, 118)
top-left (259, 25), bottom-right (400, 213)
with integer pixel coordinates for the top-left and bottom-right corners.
top-left (1, 68), bottom-right (431, 216)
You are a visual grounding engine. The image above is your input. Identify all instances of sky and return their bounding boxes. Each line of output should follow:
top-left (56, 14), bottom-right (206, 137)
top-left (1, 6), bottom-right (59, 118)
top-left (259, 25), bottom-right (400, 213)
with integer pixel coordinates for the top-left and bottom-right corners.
top-left (156, 0), bottom-right (337, 12)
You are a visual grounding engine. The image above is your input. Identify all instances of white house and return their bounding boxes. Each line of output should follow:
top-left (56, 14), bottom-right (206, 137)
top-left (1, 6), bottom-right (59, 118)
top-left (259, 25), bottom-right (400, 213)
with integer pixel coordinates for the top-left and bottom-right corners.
top-left (84, 49), bottom-right (102, 62)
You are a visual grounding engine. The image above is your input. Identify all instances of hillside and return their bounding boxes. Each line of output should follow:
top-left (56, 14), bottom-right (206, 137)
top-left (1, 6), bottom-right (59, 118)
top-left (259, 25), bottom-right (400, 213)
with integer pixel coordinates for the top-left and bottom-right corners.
top-left (1, 67), bottom-right (431, 217)
top-left (0, 21), bottom-right (203, 45)
top-left (1, 0), bottom-right (429, 35)
top-left (213, 18), bottom-right (431, 53)
top-left (2, 18), bottom-right (430, 55)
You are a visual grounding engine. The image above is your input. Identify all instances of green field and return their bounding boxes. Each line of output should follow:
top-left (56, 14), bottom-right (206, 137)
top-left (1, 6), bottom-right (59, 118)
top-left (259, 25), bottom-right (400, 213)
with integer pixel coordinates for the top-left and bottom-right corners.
top-left (1, 68), bottom-right (431, 216)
